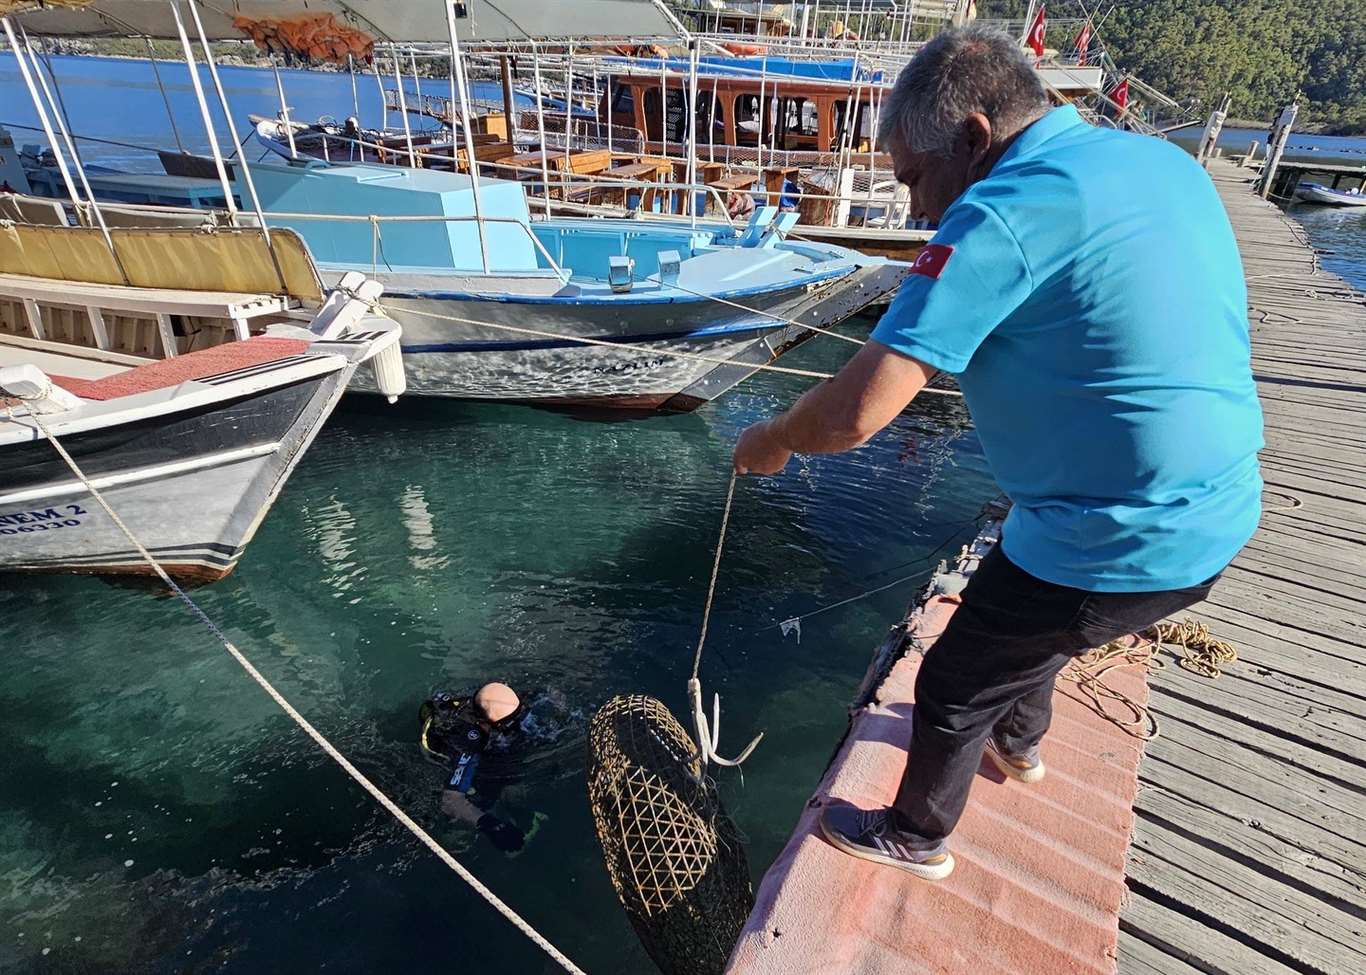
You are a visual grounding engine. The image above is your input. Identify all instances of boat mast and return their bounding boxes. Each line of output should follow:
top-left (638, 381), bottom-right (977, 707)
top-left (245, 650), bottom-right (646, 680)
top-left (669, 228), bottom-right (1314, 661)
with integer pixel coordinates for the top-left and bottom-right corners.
top-left (389, 44), bottom-right (418, 167)
top-left (166, 0), bottom-right (238, 218)
top-left (184, 0), bottom-right (286, 292)
top-left (500, 55), bottom-right (517, 144)
top-left (5, 21), bottom-right (125, 281)
top-left (685, 39), bottom-right (699, 224)
top-left (444, 0), bottom-right (490, 273)
top-left (268, 58), bottom-right (299, 158)
top-left (604, 68), bottom-right (613, 157)
top-left (563, 41), bottom-right (573, 187)
top-left (348, 54), bottom-right (362, 128)
top-left (145, 37), bottom-right (187, 154)
top-left (659, 57), bottom-right (667, 159)
top-left (373, 57), bottom-right (388, 134)
top-left (529, 40), bottom-right (552, 215)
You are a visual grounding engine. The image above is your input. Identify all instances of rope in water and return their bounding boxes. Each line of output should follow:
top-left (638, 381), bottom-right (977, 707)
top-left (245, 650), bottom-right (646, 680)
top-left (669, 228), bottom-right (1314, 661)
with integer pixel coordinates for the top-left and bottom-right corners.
top-left (687, 470), bottom-right (762, 770)
top-left (3, 393), bottom-right (587, 975)
top-left (692, 470), bottom-right (738, 683)
top-left (370, 301), bottom-right (964, 396)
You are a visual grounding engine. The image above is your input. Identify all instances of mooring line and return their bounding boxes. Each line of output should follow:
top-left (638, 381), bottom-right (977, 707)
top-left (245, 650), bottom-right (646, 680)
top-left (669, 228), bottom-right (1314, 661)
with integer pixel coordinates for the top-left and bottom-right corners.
top-left (372, 301), bottom-right (963, 395)
top-left (4, 394), bottom-right (587, 975)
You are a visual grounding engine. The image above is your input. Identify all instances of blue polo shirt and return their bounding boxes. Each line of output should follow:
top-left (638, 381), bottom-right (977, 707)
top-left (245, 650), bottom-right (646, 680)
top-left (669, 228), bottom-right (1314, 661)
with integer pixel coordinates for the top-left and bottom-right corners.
top-left (873, 105), bottom-right (1263, 592)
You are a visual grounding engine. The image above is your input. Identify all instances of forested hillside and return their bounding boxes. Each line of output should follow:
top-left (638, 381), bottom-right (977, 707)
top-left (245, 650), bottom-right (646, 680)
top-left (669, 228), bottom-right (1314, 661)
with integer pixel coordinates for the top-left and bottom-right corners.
top-left (982, 1), bottom-right (1366, 131)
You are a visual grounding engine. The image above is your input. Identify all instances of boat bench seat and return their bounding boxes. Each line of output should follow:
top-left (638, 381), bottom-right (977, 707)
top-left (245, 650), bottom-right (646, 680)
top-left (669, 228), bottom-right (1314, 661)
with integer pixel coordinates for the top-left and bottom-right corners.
top-left (0, 193), bottom-right (70, 227)
top-left (0, 272), bottom-right (297, 359)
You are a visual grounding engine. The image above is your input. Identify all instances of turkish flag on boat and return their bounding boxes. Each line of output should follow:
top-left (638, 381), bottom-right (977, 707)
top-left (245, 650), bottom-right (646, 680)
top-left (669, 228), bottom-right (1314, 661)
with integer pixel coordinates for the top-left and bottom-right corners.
top-left (1026, 5), bottom-right (1047, 57)
top-left (1111, 78), bottom-right (1130, 112)
top-left (1074, 22), bottom-right (1092, 66)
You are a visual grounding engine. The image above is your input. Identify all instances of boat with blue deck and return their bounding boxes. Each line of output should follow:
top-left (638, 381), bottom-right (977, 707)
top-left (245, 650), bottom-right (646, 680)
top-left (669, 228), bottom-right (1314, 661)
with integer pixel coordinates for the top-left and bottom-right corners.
top-left (12, 140), bottom-right (909, 410)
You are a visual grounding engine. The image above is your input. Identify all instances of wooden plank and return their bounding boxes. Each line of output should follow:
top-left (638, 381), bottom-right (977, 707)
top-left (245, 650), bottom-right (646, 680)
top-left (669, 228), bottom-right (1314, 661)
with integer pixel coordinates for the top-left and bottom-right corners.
top-left (1136, 787), bottom-right (1366, 907)
top-left (1151, 661), bottom-right (1366, 745)
top-left (1120, 893), bottom-right (1304, 975)
top-left (154, 313), bottom-right (178, 359)
top-left (1145, 694), bottom-right (1366, 819)
top-left (1116, 928), bottom-right (1205, 975)
top-left (85, 305), bottom-right (110, 350)
top-left (1138, 751), bottom-right (1366, 869)
top-left (21, 297), bottom-right (45, 340)
top-left (1128, 819), bottom-right (1365, 974)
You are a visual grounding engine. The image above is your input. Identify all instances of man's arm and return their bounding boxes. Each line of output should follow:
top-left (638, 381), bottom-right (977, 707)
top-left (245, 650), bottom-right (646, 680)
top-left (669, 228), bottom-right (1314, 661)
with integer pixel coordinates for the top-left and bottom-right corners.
top-left (734, 340), bottom-right (936, 475)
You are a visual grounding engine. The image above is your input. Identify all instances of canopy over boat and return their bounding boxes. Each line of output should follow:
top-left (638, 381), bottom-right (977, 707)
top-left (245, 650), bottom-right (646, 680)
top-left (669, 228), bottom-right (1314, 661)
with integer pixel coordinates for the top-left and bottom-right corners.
top-left (1, 0), bottom-right (686, 44)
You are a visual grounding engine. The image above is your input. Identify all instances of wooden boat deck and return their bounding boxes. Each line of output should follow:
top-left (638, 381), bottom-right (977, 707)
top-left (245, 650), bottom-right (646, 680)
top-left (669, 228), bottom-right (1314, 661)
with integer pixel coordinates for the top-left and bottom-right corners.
top-left (1118, 158), bottom-right (1366, 975)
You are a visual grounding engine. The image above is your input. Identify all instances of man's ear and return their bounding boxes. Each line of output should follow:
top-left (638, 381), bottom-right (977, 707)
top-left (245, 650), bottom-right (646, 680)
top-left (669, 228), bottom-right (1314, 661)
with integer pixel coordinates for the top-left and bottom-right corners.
top-left (960, 113), bottom-right (994, 171)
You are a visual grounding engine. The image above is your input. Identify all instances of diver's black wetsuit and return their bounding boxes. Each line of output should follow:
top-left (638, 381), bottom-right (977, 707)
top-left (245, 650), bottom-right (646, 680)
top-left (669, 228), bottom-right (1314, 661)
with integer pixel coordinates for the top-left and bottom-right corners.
top-left (419, 692), bottom-right (526, 851)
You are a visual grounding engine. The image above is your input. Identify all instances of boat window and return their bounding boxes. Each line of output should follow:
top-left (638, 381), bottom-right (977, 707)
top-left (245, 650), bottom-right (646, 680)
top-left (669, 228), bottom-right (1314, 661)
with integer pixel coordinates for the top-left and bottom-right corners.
top-left (611, 83), bottom-right (635, 113)
top-left (643, 87), bottom-right (690, 142)
top-left (831, 100), bottom-right (869, 151)
top-left (734, 94), bottom-right (762, 144)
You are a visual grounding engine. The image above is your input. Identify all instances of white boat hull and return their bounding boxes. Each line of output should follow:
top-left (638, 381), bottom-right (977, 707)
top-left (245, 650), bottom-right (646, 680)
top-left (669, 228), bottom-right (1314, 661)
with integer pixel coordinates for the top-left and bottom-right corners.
top-left (1295, 183), bottom-right (1366, 207)
top-left (349, 262), bottom-right (910, 410)
top-left (1, 362), bottom-right (352, 582)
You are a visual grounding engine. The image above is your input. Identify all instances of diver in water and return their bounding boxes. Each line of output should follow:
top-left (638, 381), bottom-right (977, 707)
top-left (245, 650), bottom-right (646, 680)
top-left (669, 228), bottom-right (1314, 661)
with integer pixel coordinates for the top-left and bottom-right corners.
top-left (419, 682), bottom-right (528, 852)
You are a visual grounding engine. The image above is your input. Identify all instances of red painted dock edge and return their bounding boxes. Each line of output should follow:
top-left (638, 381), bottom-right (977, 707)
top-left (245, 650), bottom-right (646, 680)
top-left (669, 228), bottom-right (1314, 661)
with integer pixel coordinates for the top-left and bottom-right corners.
top-left (727, 588), bottom-right (1149, 975)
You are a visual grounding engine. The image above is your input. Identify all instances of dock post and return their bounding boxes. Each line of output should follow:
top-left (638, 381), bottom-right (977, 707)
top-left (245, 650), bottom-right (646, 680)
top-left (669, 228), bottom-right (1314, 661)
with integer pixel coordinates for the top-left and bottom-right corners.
top-left (1257, 100), bottom-right (1298, 200)
top-left (1197, 92), bottom-right (1231, 168)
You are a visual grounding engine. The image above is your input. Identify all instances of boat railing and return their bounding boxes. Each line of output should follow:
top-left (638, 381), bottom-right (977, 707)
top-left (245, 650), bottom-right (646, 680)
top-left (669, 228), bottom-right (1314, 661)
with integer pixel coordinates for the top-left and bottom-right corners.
top-left (51, 197), bottom-right (571, 280)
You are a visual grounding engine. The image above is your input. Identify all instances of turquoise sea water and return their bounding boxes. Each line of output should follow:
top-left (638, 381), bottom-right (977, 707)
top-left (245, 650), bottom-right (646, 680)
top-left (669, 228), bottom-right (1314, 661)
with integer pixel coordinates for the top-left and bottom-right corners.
top-left (2, 54), bottom-right (1364, 974)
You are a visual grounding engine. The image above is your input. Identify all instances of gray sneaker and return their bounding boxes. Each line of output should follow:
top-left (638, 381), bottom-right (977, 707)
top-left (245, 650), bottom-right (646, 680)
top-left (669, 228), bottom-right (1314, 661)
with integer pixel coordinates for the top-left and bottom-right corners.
top-left (984, 736), bottom-right (1046, 784)
top-left (819, 805), bottom-right (955, 881)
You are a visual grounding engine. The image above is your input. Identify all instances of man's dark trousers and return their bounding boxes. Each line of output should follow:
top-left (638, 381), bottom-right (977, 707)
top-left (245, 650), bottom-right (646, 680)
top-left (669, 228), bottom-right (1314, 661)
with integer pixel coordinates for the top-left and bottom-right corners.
top-left (891, 543), bottom-right (1219, 844)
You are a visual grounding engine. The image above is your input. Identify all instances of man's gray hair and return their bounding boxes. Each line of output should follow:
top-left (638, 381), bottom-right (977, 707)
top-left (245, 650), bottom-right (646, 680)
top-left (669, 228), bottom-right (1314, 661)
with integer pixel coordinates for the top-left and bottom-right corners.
top-left (878, 24), bottom-right (1049, 157)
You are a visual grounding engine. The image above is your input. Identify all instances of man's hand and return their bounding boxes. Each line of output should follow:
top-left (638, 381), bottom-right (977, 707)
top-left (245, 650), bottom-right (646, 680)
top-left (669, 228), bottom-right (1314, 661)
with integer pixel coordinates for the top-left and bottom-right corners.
top-left (733, 342), bottom-right (936, 472)
top-left (478, 813), bottom-right (527, 852)
top-left (439, 789), bottom-right (484, 825)
top-left (734, 419), bottom-right (793, 475)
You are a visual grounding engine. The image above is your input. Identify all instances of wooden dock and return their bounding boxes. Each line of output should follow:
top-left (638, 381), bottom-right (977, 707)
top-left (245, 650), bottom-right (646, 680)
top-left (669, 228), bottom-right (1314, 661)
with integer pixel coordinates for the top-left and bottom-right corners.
top-left (1117, 158), bottom-right (1366, 975)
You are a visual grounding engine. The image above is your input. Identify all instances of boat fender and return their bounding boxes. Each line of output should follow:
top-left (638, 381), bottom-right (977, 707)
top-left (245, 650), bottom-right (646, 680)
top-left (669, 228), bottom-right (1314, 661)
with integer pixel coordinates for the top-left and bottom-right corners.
top-left (0, 364), bottom-right (82, 414)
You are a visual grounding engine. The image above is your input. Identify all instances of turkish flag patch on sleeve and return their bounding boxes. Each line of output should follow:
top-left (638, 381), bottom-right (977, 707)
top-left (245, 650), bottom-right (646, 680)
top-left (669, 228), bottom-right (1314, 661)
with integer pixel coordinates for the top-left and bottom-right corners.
top-left (910, 243), bottom-right (954, 280)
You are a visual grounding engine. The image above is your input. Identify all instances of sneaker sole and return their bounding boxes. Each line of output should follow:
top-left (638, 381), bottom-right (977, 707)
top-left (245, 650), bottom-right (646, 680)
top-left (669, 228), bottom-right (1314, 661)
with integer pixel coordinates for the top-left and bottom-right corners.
top-left (819, 816), bottom-right (956, 881)
top-left (985, 744), bottom-right (1046, 784)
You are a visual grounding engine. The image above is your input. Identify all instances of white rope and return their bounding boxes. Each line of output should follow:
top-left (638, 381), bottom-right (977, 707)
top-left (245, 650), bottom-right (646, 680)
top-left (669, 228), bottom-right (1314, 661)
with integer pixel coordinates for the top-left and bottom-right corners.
top-left (374, 300), bottom-right (963, 395)
top-left (4, 396), bottom-right (587, 975)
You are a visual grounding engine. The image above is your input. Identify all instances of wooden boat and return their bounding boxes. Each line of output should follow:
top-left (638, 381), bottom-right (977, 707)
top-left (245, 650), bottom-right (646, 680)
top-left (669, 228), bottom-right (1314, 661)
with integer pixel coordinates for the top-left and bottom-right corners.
top-left (0, 227), bottom-right (405, 581)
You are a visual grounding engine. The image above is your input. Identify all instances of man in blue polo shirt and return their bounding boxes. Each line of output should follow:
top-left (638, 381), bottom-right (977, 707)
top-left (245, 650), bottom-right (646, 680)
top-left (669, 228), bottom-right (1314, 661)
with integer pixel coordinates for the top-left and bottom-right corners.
top-left (733, 25), bottom-right (1262, 881)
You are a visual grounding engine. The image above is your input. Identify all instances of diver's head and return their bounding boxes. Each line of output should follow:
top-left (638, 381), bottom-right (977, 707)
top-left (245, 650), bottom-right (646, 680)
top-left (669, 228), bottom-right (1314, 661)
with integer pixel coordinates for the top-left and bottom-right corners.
top-left (475, 682), bottom-right (522, 728)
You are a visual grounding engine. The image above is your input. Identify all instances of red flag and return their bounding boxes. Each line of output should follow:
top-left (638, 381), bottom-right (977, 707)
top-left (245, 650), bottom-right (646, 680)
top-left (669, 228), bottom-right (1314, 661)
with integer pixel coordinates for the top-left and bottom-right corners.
top-left (910, 244), bottom-right (954, 280)
top-left (1111, 78), bottom-right (1130, 112)
top-left (1074, 22), bottom-right (1092, 66)
top-left (1026, 5), bottom-right (1047, 57)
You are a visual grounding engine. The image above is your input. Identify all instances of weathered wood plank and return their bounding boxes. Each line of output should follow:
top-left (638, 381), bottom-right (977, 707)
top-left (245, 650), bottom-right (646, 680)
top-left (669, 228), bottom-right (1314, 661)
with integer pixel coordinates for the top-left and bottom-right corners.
top-left (1145, 691), bottom-right (1366, 820)
top-left (1128, 818), bottom-right (1365, 975)
top-left (1120, 893), bottom-right (1304, 975)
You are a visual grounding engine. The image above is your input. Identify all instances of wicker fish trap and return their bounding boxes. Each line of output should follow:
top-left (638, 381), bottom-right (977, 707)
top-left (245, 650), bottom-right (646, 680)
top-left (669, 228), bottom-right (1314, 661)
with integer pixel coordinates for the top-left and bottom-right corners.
top-left (587, 694), bottom-right (754, 975)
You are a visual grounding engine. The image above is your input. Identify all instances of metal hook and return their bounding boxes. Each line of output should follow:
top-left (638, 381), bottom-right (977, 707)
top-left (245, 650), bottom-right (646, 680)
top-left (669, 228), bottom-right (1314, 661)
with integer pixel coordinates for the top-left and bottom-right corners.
top-left (688, 677), bottom-right (764, 772)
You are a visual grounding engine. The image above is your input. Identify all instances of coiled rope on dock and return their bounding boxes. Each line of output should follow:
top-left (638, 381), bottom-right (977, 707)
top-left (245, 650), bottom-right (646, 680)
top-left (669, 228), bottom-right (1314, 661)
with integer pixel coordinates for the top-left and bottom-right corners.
top-left (4, 392), bottom-right (587, 975)
top-left (1059, 616), bottom-right (1238, 741)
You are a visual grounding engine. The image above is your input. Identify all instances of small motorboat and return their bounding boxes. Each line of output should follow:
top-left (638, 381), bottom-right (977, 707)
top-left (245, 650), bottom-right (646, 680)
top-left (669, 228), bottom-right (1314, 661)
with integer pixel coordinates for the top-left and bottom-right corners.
top-left (1294, 182), bottom-right (1366, 207)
